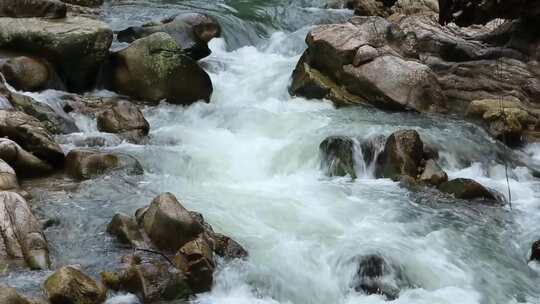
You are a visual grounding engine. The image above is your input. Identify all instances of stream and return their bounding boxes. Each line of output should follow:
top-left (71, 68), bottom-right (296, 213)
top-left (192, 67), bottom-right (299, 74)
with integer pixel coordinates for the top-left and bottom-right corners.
top-left (2, 0), bottom-right (540, 303)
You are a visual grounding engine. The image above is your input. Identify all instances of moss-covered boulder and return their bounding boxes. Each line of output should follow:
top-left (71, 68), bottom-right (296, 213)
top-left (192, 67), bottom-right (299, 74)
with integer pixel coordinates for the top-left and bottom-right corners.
top-left (44, 266), bottom-right (106, 304)
top-left (111, 32), bottom-right (212, 105)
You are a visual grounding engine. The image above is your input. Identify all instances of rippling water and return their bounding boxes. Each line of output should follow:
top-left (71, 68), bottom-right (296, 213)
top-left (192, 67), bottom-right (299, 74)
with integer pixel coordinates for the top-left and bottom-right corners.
top-left (2, 1), bottom-right (540, 303)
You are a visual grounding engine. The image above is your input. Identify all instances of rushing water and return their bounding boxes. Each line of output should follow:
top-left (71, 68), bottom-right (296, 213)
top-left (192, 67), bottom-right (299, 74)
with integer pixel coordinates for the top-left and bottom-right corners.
top-left (2, 1), bottom-right (540, 303)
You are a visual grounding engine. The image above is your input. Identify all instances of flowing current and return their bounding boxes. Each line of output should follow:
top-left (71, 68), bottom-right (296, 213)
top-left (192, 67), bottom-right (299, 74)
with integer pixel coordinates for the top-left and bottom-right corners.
top-left (3, 1), bottom-right (540, 303)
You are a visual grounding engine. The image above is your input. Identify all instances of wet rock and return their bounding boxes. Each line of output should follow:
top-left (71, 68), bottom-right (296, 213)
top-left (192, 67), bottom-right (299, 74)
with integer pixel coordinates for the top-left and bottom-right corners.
top-left (530, 240), bottom-right (540, 262)
top-left (137, 192), bottom-right (203, 252)
top-left (44, 266), bottom-right (106, 304)
top-left (320, 136), bottom-right (357, 179)
top-left (0, 285), bottom-right (33, 304)
top-left (61, 0), bottom-right (103, 7)
top-left (96, 100), bottom-right (150, 143)
top-left (117, 13), bottom-right (221, 61)
top-left (111, 32), bottom-right (212, 105)
top-left (354, 254), bottom-right (400, 300)
top-left (0, 0), bottom-right (66, 18)
top-left (419, 159), bottom-right (448, 186)
top-left (174, 235), bottom-right (215, 293)
top-left (8, 91), bottom-right (78, 134)
top-left (438, 178), bottom-right (498, 202)
top-left (0, 159), bottom-right (19, 191)
top-left (0, 110), bottom-right (65, 167)
top-left (213, 233), bottom-right (248, 260)
top-left (107, 213), bottom-right (145, 247)
top-left (0, 191), bottom-right (50, 270)
top-left (375, 130), bottom-right (424, 180)
top-left (0, 57), bottom-right (51, 92)
top-left (343, 0), bottom-right (438, 16)
top-left (345, 0), bottom-right (390, 17)
top-left (438, 0), bottom-right (540, 26)
top-left (0, 17), bottom-right (112, 92)
top-left (65, 149), bottom-right (144, 180)
top-left (105, 256), bottom-right (191, 302)
top-left (0, 138), bottom-right (54, 177)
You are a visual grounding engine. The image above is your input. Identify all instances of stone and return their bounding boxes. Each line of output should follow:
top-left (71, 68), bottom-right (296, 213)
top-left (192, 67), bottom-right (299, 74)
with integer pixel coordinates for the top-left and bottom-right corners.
top-left (111, 32), bottom-right (212, 105)
top-left (174, 235), bottom-right (215, 293)
top-left (137, 193), bottom-right (203, 252)
top-left (354, 254), bottom-right (400, 300)
top-left (353, 45), bottom-right (379, 66)
top-left (0, 159), bottom-right (19, 191)
top-left (0, 110), bottom-right (65, 166)
top-left (375, 130), bottom-right (424, 180)
top-left (0, 285), bottom-right (33, 304)
top-left (65, 149), bottom-right (144, 180)
top-left (0, 17), bottom-right (113, 92)
top-left (0, 138), bottom-right (54, 177)
top-left (213, 233), bottom-right (248, 260)
top-left (106, 213), bottom-right (145, 247)
top-left (0, 0), bottom-right (66, 19)
top-left (61, 0), bottom-right (103, 7)
top-left (530, 239), bottom-right (540, 262)
top-left (438, 178), bottom-right (497, 201)
top-left (117, 13), bottom-right (221, 61)
top-left (319, 136), bottom-right (357, 178)
top-left (0, 191), bottom-right (50, 270)
top-left (44, 266), bottom-right (106, 304)
top-left (96, 100), bottom-right (149, 143)
top-left (0, 57), bottom-right (51, 92)
top-left (419, 159), bottom-right (448, 186)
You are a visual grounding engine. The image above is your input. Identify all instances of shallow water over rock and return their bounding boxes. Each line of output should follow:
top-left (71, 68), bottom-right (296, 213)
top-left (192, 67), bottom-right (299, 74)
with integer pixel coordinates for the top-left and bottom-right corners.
top-left (2, 1), bottom-right (540, 304)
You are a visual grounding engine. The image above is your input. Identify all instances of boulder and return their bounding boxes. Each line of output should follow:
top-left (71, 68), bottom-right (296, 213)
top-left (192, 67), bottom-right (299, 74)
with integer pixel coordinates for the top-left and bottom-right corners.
top-left (354, 254), bottom-right (400, 300)
top-left (117, 13), bottom-right (221, 61)
top-left (0, 17), bottom-right (113, 92)
top-left (136, 192), bottom-right (203, 252)
top-left (438, 0), bottom-right (540, 26)
top-left (106, 213), bottom-right (145, 247)
top-left (44, 266), bottom-right (106, 304)
top-left (0, 285), bottom-right (33, 304)
top-left (0, 57), bottom-right (51, 92)
top-left (174, 235), bottom-right (215, 293)
top-left (96, 100), bottom-right (149, 143)
top-left (0, 159), bottom-right (19, 191)
top-left (530, 239), bottom-right (540, 262)
top-left (438, 178), bottom-right (497, 201)
top-left (0, 0), bottom-right (66, 18)
top-left (102, 256), bottom-right (191, 302)
top-left (111, 32), bottom-right (212, 105)
top-left (65, 149), bottom-right (144, 180)
top-left (8, 91), bottom-right (78, 134)
top-left (0, 138), bottom-right (54, 177)
top-left (0, 110), bottom-right (65, 166)
top-left (419, 159), bottom-right (448, 186)
top-left (375, 130), bottom-right (424, 180)
top-left (345, 0), bottom-right (390, 17)
top-left (319, 136), bottom-right (357, 178)
top-left (343, 0), bottom-right (438, 16)
top-left (61, 0), bottom-right (103, 7)
top-left (0, 191), bottom-right (50, 270)
top-left (213, 233), bottom-right (249, 260)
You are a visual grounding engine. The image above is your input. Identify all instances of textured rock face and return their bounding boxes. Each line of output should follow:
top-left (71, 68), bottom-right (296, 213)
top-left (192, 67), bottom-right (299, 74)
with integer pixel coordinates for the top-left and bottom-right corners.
top-left (0, 110), bottom-right (65, 167)
top-left (44, 266), bottom-right (106, 304)
top-left (0, 17), bottom-right (112, 92)
top-left (111, 32), bottom-right (213, 105)
top-left (319, 136), bottom-right (357, 178)
top-left (65, 149), bottom-right (144, 180)
top-left (117, 13), bottom-right (222, 61)
top-left (375, 130), bottom-right (424, 180)
top-left (438, 0), bottom-right (540, 26)
top-left (0, 57), bottom-right (51, 92)
top-left (0, 159), bottom-right (19, 191)
top-left (290, 16), bottom-right (447, 112)
top-left (96, 100), bottom-right (149, 143)
top-left (0, 138), bottom-right (54, 177)
top-left (0, 0), bottom-right (66, 18)
top-left (0, 191), bottom-right (50, 270)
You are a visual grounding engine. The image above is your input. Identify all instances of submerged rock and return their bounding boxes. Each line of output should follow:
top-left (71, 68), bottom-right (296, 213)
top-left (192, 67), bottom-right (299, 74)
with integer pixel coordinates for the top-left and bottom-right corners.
top-left (0, 110), bottom-right (65, 167)
top-left (0, 138), bottom-right (54, 177)
top-left (0, 0), bottom-right (66, 18)
top-left (0, 57), bottom-right (52, 92)
top-left (106, 213), bottom-right (145, 247)
top-left (137, 192), bottom-right (203, 252)
top-left (44, 266), bottom-right (106, 304)
top-left (0, 191), bottom-right (50, 270)
top-left (319, 136), bottom-right (357, 179)
top-left (375, 130), bottom-right (424, 180)
top-left (354, 254), bottom-right (401, 300)
top-left (111, 32), bottom-right (213, 105)
top-left (117, 13), bottom-right (221, 61)
top-left (0, 17), bottom-right (112, 92)
top-left (65, 149), bottom-right (144, 180)
top-left (530, 240), bottom-right (540, 262)
top-left (438, 178), bottom-right (498, 202)
top-left (96, 100), bottom-right (149, 143)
